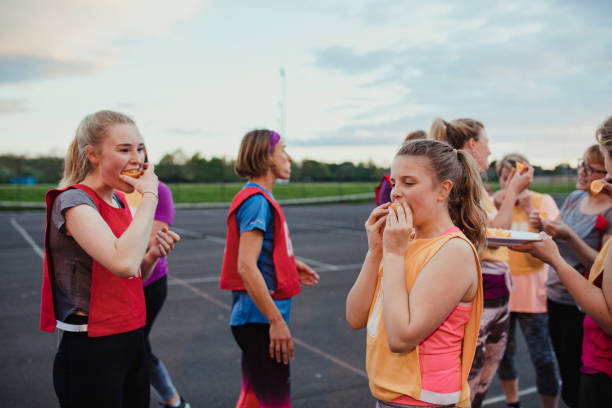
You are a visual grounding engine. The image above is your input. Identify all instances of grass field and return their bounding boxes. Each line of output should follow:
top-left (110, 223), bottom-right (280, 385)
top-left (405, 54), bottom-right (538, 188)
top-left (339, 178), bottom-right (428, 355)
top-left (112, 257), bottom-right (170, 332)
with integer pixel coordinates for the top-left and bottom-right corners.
top-left (0, 182), bottom-right (379, 204)
top-left (0, 181), bottom-right (576, 205)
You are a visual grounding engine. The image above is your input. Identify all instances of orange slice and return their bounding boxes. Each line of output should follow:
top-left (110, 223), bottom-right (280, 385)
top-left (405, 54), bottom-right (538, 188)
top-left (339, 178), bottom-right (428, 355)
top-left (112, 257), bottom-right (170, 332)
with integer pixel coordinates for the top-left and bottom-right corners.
top-left (121, 169), bottom-right (144, 178)
top-left (486, 228), bottom-right (511, 237)
top-left (389, 203), bottom-right (398, 215)
top-left (516, 162), bottom-right (528, 173)
top-left (591, 179), bottom-right (605, 195)
top-left (539, 211), bottom-right (547, 219)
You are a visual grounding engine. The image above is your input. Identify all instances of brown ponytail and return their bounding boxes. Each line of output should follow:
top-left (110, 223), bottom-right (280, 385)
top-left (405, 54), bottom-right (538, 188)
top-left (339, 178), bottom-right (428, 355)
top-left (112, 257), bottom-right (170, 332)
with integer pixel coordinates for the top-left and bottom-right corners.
top-left (429, 117), bottom-right (484, 150)
top-left (60, 110), bottom-right (135, 187)
top-left (396, 139), bottom-right (487, 250)
top-left (596, 116), bottom-right (612, 155)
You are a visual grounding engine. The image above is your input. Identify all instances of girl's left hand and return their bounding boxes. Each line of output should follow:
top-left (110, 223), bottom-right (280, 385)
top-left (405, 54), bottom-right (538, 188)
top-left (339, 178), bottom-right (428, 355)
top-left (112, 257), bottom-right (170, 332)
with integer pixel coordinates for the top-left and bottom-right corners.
top-left (383, 202), bottom-right (415, 256)
top-left (296, 260), bottom-right (320, 286)
top-left (146, 227), bottom-right (181, 259)
top-left (513, 232), bottom-right (561, 265)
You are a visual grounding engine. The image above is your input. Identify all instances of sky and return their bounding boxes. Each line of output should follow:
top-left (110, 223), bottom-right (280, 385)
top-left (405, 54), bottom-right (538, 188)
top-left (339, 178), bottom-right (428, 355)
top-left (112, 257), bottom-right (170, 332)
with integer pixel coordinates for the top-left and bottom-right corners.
top-left (1, 0), bottom-right (611, 169)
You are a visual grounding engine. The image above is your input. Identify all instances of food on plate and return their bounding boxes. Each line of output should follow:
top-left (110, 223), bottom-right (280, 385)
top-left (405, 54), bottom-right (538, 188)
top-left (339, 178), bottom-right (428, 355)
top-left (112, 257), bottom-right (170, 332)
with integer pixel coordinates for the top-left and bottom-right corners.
top-left (486, 228), bottom-right (512, 237)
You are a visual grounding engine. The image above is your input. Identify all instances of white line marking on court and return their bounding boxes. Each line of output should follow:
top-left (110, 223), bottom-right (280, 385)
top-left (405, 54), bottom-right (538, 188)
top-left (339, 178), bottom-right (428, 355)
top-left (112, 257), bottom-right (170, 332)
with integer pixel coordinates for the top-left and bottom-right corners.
top-left (295, 255), bottom-right (337, 270)
top-left (171, 227), bottom-right (204, 239)
top-left (167, 263), bottom-right (364, 286)
top-left (168, 274), bottom-right (368, 379)
top-left (10, 218), bottom-right (44, 259)
top-left (204, 235), bottom-right (226, 245)
top-left (482, 386), bottom-right (537, 405)
top-left (172, 227), bottom-right (361, 273)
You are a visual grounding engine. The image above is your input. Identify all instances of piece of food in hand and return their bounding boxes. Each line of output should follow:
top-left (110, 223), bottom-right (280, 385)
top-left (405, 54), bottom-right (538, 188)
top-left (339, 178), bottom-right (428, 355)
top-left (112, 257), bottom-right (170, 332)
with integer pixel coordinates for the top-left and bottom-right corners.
top-left (121, 168), bottom-right (144, 178)
top-left (591, 179), bottom-right (605, 195)
top-left (515, 162), bottom-right (528, 174)
top-left (486, 228), bottom-right (512, 237)
top-left (539, 211), bottom-right (547, 219)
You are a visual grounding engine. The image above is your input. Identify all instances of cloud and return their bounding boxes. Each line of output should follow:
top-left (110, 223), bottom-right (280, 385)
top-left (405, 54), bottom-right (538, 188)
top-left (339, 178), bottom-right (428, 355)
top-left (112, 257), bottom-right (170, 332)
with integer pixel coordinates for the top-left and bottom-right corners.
top-left (312, 46), bottom-right (395, 75)
top-left (165, 128), bottom-right (209, 136)
top-left (309, 0), bottom-right (612, 145)
top-left (0, 98), bottom-right (27, 114)
top-left (292, 113), bottom-right (430, 147)
top-left (0, 55), bottom-right (99, 83)
top-left (0, 0), bottom-right (206, 81)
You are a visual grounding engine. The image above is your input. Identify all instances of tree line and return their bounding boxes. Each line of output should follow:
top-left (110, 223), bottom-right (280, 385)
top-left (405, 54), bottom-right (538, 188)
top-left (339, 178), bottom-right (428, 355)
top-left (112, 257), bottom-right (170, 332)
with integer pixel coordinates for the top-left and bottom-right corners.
top-left (0, 150), bottom-right (577, 184)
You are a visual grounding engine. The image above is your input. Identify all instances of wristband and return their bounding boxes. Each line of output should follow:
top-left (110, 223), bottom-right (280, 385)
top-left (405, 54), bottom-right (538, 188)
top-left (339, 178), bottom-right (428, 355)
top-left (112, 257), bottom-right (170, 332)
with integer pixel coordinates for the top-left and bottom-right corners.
top-left (142, 190), bottom-right (158, 200)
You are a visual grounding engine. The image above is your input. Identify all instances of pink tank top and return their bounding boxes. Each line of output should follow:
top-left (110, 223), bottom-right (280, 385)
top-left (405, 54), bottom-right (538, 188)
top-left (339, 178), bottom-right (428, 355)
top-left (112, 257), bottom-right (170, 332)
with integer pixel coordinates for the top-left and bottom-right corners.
top-left (393, 226), bottom-right (473, 406)
top-left (393, 305), bottom-right (472, 406)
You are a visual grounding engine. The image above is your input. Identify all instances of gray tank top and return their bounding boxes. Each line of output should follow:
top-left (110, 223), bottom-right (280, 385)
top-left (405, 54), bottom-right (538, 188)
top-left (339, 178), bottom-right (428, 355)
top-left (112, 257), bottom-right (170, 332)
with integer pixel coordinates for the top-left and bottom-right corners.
top-left (49, 189), bottom-right (123, 321)
top-left (547, 190), bottom-right (612, 305)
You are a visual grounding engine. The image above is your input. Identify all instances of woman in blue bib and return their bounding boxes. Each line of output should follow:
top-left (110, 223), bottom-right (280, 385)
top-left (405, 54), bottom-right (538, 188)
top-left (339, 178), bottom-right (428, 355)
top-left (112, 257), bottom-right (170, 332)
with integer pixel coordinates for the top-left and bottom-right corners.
top-left (220, 129), bottom-right (320, 407)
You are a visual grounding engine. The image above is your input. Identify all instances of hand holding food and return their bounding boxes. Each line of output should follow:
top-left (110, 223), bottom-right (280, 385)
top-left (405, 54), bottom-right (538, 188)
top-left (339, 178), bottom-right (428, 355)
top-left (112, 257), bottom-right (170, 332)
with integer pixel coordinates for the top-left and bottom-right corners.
top-left (119, 162), bottom-right (159, 195)
top-left (541, 218), bottom-right (570, 239)
top-left (515, 161), bottom-right (528, 174)
top-left (528, 209), bottom-right (544, 231)
top-left (364, 203), bottom-right (391, 254)
top-left (507, 165), bottom-right (533, 195)
top-left (383, 202), bottom-right (415, 255)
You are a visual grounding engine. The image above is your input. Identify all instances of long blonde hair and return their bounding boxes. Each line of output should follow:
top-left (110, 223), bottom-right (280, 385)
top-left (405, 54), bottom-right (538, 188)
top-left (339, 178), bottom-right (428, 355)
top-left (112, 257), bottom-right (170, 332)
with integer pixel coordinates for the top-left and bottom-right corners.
top-left (396, 139), bottom-right (487, 250)
top-left (60, 110), bottom-right (135, 187)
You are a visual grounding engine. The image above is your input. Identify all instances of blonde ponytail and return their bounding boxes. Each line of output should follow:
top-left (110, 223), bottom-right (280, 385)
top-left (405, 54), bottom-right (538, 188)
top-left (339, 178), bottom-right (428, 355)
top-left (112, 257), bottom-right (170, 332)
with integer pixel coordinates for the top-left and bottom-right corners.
top-left (429, 117), bottom-right (484, 150)
top-left (59, 110), bottom-right (136, 187)
top-left (429, 118), bottom-right (449, 144)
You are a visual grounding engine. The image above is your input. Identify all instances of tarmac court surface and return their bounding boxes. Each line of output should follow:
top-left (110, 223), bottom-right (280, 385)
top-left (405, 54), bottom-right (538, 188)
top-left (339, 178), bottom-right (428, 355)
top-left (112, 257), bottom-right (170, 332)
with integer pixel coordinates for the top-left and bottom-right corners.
top-left (1, 203), bottom-right (567, 407)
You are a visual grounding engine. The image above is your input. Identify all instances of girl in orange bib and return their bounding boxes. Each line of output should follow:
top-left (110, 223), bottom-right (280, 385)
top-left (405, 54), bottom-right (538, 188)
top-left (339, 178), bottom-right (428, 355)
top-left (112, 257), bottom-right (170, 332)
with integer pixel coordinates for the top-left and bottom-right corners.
top-left (347, 140), bottom-right (487, 407)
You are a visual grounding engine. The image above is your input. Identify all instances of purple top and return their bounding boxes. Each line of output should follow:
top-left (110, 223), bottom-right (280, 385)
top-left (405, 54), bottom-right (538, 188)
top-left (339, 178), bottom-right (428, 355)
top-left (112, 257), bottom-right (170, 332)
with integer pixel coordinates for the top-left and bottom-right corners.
top-left (144, 183), bottom-right (175, 286)
top-left (376, 176), bottom-right (392, 206)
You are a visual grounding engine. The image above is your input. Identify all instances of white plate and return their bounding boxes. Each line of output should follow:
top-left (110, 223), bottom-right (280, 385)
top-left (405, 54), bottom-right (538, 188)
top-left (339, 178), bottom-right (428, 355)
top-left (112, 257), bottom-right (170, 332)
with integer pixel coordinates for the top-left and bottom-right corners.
top-left (486, 230), bottom-right (542, 247)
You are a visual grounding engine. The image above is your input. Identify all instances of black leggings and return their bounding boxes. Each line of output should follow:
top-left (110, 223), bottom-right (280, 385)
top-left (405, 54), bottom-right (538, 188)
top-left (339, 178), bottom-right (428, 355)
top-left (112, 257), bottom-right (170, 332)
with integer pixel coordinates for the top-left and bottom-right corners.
top-left (547, 299), bottom-right (584, 407)
top-left (53, 327), bottom-right (150, 408)
top-left (231, 323), bottom-right (291, 407)
top-left (579, 371), bottom-right (612, 407)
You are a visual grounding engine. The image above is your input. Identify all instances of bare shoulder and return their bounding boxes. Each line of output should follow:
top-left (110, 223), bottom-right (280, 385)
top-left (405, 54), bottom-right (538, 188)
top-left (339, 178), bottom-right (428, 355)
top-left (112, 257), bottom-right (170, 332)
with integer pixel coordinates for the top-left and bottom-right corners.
top-left (430, 237), bottom-right (478, 271)
top-left (440, 236), bottom-right (476, 258)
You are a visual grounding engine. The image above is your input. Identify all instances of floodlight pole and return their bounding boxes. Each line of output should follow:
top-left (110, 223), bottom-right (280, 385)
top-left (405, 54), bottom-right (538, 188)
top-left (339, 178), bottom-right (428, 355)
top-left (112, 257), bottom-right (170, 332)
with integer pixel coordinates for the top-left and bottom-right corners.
top-left (280, 68), bottom-right (286, 139)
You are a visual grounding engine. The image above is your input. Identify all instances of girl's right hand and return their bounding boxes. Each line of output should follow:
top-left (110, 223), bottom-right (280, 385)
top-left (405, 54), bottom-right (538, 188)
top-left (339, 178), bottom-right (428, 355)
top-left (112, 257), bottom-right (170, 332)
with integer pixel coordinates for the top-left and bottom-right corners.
top-left (383, 202), bottom-right (414, 256)
top-left (528, 209), bottom-right (543, 231)
top-left (507, 166), bottom-right (534, 196)
top-left (541, 218), bottom-right (570, 239)
top-left (365, 203), bottom-right (392, 254)
top-left (119, 162), bottom-right (159, 195)
top-left (598, 177), bottom-right (612, 198)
